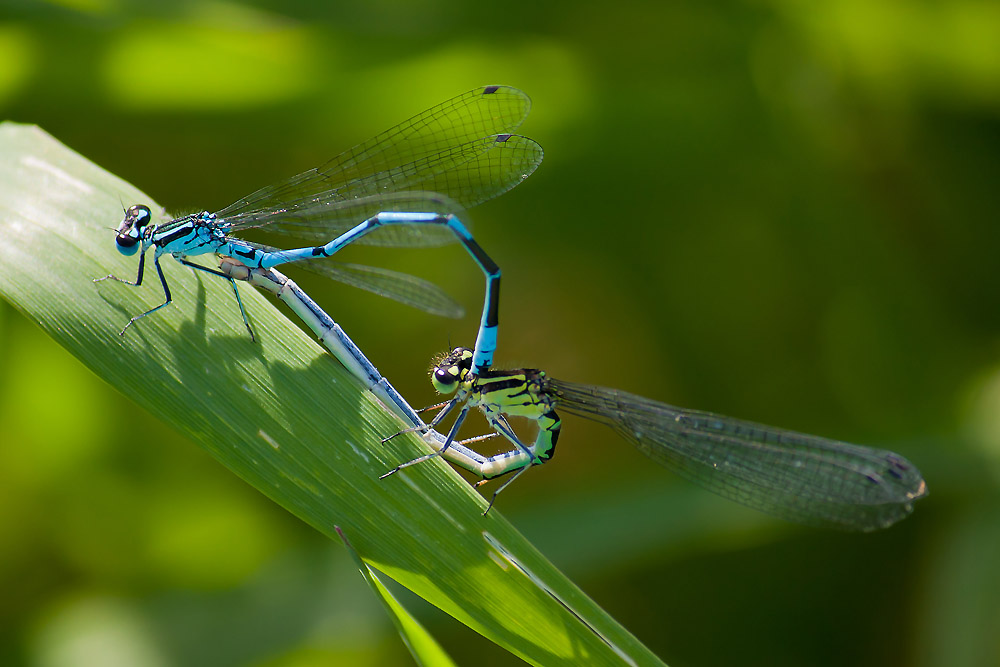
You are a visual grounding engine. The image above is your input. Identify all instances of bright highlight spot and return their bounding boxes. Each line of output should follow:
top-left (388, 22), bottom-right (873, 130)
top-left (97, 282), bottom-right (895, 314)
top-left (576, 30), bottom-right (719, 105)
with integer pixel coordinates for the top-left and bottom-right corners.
top-left (102, 10), bottom-right (322, 111)
top-left (0, 25), bottom-right (35, 106)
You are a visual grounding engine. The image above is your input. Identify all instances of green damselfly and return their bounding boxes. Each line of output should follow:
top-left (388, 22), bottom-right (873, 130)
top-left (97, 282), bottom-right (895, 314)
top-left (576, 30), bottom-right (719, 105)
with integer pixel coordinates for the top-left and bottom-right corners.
top-left (384, 347), bottom-right (928, 531)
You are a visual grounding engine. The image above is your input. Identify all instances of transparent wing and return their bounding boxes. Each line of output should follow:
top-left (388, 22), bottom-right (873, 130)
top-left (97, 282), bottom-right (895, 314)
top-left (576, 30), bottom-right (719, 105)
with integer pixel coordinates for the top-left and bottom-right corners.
top-left (226, 192), bottom-right (464, 248)
top-left (224, 239), bottom-right (462, 317)
top-left (299, 261), bottom-right (464, 319)
top-left (216, 85), bottom-right (539, 248)
top-left (225, 133), bottom-right (542, 247)
top-left (544, 378), bottom-right (928, 531)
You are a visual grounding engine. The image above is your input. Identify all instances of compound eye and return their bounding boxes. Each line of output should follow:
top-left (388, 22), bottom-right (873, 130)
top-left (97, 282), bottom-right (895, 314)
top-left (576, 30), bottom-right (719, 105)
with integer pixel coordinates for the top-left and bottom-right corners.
top-left (127, 204), bottom-right (152, 229)
top-left (115, 233), bottom-right (140, 255)
top-left (431, 366), bottom-right (461, 394)
top-left (116, 233), bottom-right (139, 247)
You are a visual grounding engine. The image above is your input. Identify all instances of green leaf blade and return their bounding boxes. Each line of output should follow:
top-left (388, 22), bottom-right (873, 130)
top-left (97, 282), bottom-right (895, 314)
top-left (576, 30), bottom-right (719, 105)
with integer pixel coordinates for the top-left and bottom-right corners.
top-left (0, 122), bottom-right (666, 667)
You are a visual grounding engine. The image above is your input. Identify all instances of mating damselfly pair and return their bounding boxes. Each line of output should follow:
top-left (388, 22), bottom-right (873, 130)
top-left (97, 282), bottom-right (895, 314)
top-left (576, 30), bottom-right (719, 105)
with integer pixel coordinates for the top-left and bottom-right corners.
top-left (100, 85), bottom-right (927, 532)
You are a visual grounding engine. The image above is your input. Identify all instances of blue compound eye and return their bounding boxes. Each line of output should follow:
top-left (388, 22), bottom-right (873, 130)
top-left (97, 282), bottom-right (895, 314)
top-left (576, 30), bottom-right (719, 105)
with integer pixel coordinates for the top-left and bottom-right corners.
top-left (114, 204), bottom-right (152, 256)
top-left (115, 233), bottom-right (139, 255)
top-left (127, 204), bottom-right (151, 228)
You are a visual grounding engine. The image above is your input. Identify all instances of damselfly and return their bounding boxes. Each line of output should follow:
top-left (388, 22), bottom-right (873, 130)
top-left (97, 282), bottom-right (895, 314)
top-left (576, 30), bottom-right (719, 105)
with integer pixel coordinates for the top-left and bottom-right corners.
top-left (97, 85), bottom-right (542, 373)
top-left (384, 347), bottom-right (928, 531)
top-left (221, 261), bottom-right (500, 470)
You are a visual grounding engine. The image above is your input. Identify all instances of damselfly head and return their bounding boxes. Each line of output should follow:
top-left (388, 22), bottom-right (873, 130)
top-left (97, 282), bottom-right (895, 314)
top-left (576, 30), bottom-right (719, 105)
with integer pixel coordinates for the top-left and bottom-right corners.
top-left (114, 204), bottom-right (152, 256)
top-left (430, 347), bottom-right (474, 394)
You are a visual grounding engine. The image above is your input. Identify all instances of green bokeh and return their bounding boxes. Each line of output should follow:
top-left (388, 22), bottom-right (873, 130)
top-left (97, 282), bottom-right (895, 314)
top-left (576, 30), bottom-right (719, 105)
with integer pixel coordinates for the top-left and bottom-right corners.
top-left (2, 1), bottom-right (998, 665)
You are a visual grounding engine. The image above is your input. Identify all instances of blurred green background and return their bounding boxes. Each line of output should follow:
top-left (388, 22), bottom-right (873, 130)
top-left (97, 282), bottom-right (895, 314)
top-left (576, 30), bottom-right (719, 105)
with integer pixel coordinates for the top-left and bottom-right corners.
top-left (2, 1), bottom-right (999, 665)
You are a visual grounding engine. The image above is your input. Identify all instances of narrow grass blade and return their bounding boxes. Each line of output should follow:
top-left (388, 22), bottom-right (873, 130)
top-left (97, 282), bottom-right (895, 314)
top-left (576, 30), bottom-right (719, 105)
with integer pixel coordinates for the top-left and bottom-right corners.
top-left (336, 526), bottom-right (457, 667)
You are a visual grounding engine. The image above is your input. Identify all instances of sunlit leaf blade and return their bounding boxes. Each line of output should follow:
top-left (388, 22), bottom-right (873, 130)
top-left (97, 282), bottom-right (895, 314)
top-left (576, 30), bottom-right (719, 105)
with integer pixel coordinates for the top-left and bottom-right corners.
top-left (336, 526), bottom-right (457, 667)
top-left (0, 123), bottom-right (666, 667)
